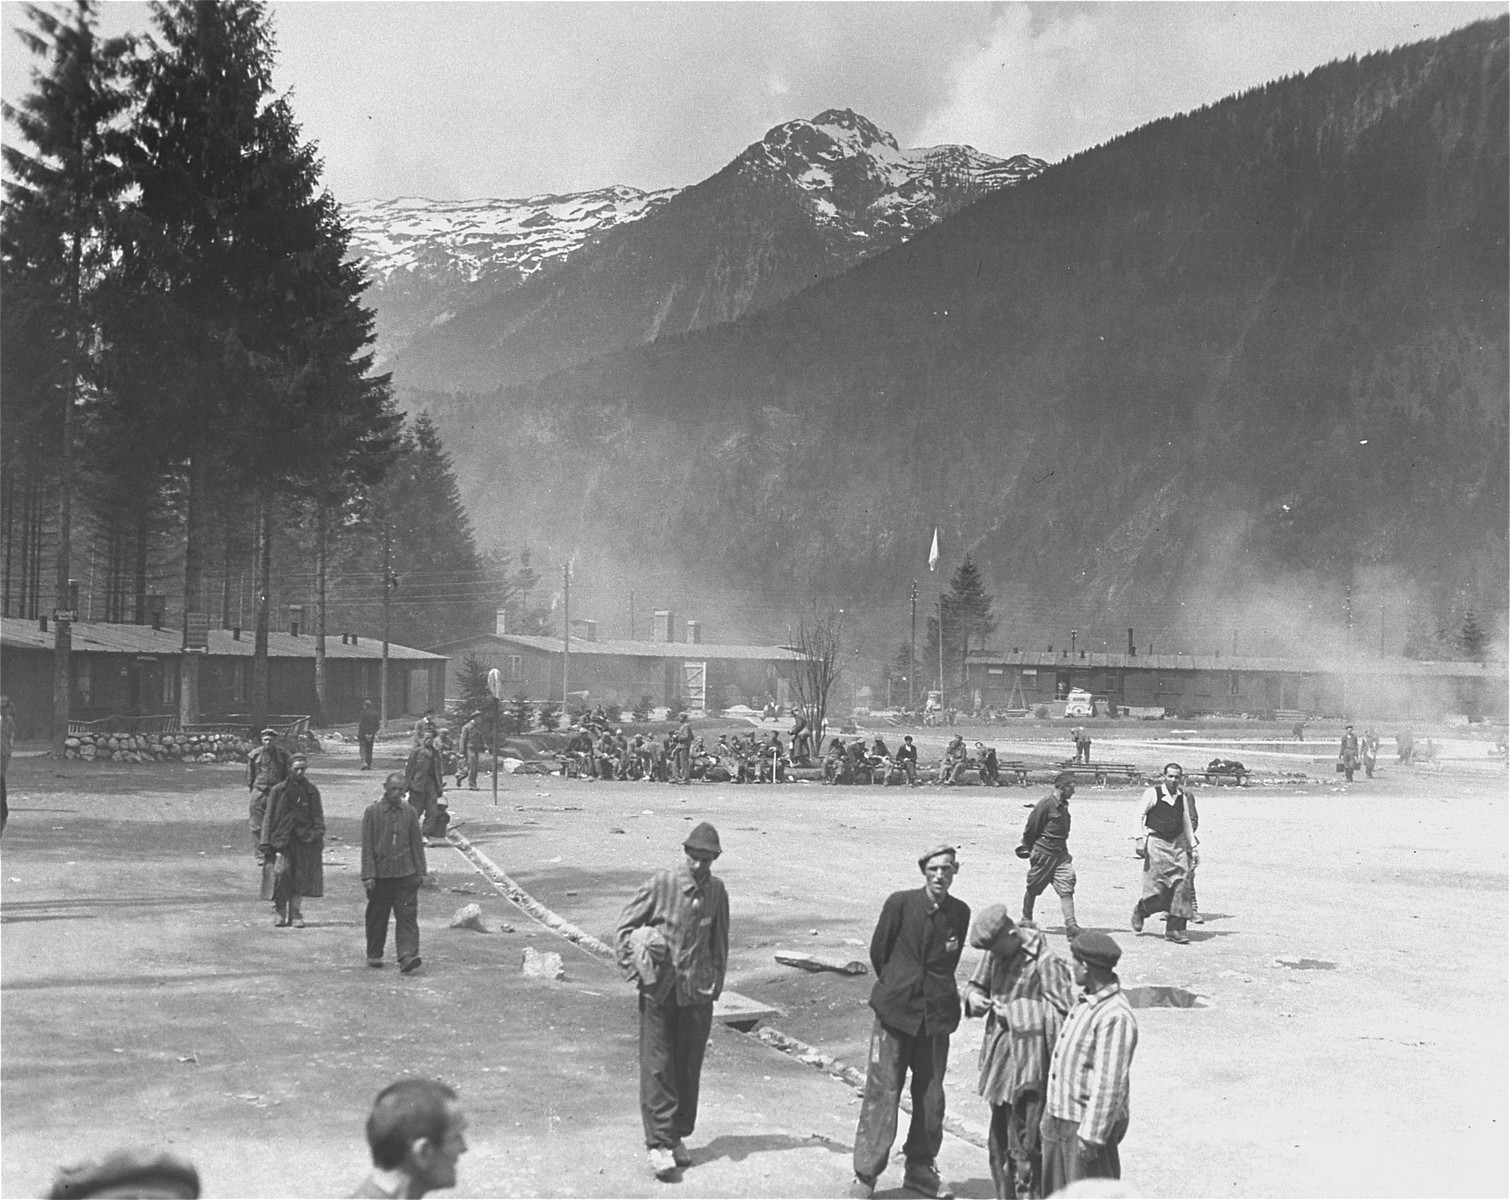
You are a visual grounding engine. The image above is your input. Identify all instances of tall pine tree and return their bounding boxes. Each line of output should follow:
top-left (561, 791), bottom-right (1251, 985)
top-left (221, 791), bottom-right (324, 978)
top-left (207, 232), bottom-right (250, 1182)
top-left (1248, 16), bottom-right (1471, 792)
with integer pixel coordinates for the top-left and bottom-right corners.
top-left (2, 0), bottom-right (134, 749)
top-left (124, 0), bottom-right (398, 724)
top-left (926, 554), bottom-right (998, 699)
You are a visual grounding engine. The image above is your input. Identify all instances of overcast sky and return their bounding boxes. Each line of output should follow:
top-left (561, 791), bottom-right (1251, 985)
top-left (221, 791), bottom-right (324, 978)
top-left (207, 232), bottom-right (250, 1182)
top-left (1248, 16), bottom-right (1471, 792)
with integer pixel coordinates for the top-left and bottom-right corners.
top-left (3, 2), bottom-right (1503, 203)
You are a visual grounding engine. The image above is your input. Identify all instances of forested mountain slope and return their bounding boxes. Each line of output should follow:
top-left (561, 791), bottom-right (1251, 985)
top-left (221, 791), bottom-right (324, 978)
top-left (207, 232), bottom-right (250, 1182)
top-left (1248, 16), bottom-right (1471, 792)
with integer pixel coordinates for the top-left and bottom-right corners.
top-left (424, 20), bottom-right (1508, 641)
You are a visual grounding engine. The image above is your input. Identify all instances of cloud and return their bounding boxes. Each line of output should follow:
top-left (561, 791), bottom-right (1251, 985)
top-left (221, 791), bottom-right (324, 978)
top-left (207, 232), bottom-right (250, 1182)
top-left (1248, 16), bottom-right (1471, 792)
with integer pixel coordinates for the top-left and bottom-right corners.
top-left (915, 1), bottom-right (1507, 163)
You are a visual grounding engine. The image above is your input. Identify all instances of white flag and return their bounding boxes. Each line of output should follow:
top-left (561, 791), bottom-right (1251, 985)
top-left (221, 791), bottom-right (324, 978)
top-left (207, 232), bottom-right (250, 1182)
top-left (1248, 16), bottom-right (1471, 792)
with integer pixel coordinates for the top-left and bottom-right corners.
top-left (928, 528), bottom-right (940, 573)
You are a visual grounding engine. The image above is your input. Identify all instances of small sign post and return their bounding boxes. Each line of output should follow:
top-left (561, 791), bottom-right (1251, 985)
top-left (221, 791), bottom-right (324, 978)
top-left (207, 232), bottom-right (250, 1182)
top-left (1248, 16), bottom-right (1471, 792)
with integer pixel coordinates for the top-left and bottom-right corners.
top-left (487, 668), bottom-right (502, 804)
top-left (183, 611), bottom-right (209, 652)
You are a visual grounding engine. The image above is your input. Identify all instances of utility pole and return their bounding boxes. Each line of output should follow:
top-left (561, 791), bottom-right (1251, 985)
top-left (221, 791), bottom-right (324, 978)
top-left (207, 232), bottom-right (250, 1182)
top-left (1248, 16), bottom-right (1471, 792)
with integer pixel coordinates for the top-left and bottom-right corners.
top-left (937, 597), bottom-right (945, 701)
top-left (380, 522), bottom-right (391, 727)
top-left (561, 562), bottom-right (570, 711)
top-left (629, 587), bottom-right (635, 640)
top-left (909, 580), bottom-right (917, 711)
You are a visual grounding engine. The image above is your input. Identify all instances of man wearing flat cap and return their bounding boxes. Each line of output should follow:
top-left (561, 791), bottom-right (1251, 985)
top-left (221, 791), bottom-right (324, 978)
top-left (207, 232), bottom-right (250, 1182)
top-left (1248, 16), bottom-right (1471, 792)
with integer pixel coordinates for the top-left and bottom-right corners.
top-left (963, 905), bottom-right (1076, 1199)
top-left (1017, 772), bottom-right (1084, 942)
top-left (247, 727), bottom-right (290, 903)
top-left (849, 845), bottom-right (971, 1200)
top-left (259, 754), bottom-right (325, 927)
top-left (615, 821), bottom-right (730, 1181)
top-left (46, 1146), bottom-right (200, 1198)
top-left (1041, 932), bottom-right (1138, 1194)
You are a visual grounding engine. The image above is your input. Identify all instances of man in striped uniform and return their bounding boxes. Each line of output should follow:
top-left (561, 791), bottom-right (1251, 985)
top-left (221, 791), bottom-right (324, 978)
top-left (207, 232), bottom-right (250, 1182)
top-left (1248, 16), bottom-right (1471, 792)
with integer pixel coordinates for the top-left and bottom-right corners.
top-left (962, 905), bottom-right (1076, 1199)
top-left (1040, 931), bottom-right (1138, 1193)
top-left (615, 822), bottom-right (730, 1181)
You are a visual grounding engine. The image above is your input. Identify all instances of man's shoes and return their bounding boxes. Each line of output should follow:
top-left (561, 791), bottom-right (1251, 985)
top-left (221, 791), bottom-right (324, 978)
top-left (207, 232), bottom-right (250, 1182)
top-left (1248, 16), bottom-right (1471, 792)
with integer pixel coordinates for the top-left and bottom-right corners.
top-left (670, 1140), bottom-right (692, 1167)
top-left (647, 1147), bottom-right (677, 1180)
top-left (1166, 929), bottom-right (1190, 944)
top-left (1191, 910), bottom-right (1205, 924)
top-left (290, 917), bottom-right (306, 928)
top-left (367, 957), bottom-right (385, 968)
top-left (399, 956), bottom-right (423, 973)
top-left (847, 1175), bottom-right (875, 1199)
top-left (1130, 904), bottom-right (1144, 933)
top-left (902, 1160), bottom-right (954, 1199)
top-left (274, 916), bottom-right (289, 928)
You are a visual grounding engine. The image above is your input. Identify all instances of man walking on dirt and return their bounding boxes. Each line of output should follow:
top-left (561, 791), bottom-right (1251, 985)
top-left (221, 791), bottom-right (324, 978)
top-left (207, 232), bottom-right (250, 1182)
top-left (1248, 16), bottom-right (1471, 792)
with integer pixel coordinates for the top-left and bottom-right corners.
top-left (1131, 763), bottom-right (1197, 944)
top-left (1040, 932), bottom-right (1138, 1194)
top-left (404, 731), bottom-right (445, 838)
top-left (615, 822), bottom-right (730, 1181)
top-left (1338, 724), bottom-right (1361, 782)
top-left (247, 728), bottom-right (290, 902)
top-left (358, 700), bottom-right (380, 771)
top-left (259, 754), bottom-right (325, 928)
top-left (849, 845), bottom-right (971, 1200)
top-left (361, 772), bottom-right (427, 973)
top-left (1018, 771), bottom-right (1085, 941)
top-left (350, 1078), bottom-right (468, 1197)
top-left (458, 714), bottom-right (482, 790)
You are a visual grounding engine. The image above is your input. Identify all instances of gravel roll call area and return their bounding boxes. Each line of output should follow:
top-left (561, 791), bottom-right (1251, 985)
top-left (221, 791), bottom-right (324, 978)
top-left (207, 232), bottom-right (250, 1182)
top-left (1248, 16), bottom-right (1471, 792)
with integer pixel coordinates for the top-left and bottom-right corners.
top-left (1, 725), bottom-right (1505, 1198)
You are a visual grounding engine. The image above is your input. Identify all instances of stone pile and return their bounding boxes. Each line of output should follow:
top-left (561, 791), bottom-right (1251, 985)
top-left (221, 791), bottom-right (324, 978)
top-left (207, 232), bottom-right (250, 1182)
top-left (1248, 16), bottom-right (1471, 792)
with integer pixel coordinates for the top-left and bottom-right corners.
top-left (60, 731), bottom-right (254, 764)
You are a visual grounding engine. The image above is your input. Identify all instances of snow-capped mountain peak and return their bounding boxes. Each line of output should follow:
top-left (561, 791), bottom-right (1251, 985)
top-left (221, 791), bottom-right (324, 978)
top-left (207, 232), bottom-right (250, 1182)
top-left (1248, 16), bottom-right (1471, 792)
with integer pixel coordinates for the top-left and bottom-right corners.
top-left (349, 109), bottom-right (1045, 375)
top-left (734, 108), bottom-right (1046, 234)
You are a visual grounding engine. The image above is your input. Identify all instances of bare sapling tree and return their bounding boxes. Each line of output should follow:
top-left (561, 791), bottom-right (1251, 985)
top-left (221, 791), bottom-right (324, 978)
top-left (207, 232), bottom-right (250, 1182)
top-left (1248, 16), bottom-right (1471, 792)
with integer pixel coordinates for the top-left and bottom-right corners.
top-left (788, 606), bottom-right (845, 746)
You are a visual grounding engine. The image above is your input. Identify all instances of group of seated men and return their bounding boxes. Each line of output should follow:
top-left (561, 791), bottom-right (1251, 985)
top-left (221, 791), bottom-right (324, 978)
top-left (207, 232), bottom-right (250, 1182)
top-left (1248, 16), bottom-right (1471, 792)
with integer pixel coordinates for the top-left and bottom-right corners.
top-left (559, 726), bottom-right (808, 784)
top-left (822, 732), bottom-right (1008, 787)
top-left (557, 720), bottom-right (1016, 789)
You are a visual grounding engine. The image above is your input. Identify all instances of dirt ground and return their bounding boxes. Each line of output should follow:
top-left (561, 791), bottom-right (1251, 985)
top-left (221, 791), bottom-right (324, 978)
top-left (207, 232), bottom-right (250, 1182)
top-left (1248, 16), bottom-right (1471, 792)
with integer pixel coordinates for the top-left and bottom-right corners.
top-left (1, 724), bottom-right (1505, 1198)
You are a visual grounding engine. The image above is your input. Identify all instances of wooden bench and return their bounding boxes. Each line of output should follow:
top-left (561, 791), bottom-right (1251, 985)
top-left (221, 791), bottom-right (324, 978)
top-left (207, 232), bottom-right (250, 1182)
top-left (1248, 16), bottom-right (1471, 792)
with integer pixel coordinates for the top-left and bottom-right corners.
top-left (1192, 763), bottom-right (1250, 786)
top-left (1056, 760), bottom-right (1143, 785)
top-left (996, 760), bottom-right (1030, 785)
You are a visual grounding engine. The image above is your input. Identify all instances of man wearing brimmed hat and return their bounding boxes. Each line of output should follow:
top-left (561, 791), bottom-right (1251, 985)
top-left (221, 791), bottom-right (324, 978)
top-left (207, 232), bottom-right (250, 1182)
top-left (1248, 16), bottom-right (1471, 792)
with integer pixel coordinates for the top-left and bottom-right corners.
top-left (615, 822), bottom-right (730, 1181)
top-left (247, 727), bottom-right (290, 904)
top-left (963, 905), bottom-right (1076, 1200)
top-left (1017, 772), bottom-right (1084, 941)
top-left (259, 754), bottom-right (325, 928)
top-left (1041, 932), bottom-right (1138, 1194)
top-left (849, 845), bottom-right (971, 1200)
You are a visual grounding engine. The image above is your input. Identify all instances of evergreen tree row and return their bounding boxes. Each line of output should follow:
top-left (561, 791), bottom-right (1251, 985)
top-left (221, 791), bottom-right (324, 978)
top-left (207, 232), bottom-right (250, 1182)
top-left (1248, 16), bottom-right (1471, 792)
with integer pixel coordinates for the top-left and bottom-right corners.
top-left (0, 1), bottom-right (496, 737)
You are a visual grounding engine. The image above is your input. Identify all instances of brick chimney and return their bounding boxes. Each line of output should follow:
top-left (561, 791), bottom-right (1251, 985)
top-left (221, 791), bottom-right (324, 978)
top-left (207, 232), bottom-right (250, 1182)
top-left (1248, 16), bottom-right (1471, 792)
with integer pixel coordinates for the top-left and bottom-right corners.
top-left (686, 620), bottom-right (702, 644)
top-left (653, 610), bottom-right (675, 643)
top-left (580, 619), bottom-right (597, 642)
top-left (288, 604), bottom-right (304, 636)
top-left (495, 607), bottom-right (508, 637)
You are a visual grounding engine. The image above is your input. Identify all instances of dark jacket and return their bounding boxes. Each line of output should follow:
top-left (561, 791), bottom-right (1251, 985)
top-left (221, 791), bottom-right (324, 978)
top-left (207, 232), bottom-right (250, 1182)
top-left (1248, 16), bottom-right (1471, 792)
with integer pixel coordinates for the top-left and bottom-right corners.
top-left (867, 887), bottom-right (971, 1036)
top-left (404, 745), bottom-right (444, 798)
top-left (360, 797), bottom-right (427, 881)
top-left (357, 707), bottom-right (380, 738)
top-left (1022, 792), bottom-right (1072, 857)
top-left (260, 776), bottom-right (325, 897)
